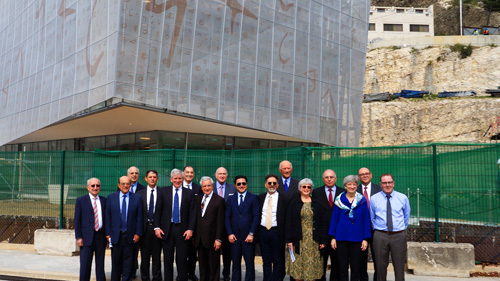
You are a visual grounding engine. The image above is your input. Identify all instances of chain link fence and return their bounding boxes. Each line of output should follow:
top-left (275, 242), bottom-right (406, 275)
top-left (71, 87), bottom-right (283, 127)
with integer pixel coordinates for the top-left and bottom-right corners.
top-left (0, 143), bottom-right (499, 261)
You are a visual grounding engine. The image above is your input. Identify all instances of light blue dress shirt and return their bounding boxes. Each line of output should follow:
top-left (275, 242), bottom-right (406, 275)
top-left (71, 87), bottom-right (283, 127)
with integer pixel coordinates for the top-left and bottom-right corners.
top-left (369, 190), bottom-right (410, 231)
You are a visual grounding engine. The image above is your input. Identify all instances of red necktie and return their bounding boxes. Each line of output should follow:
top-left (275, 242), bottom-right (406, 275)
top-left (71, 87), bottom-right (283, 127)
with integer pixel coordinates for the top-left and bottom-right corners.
top-left (328, 188), bottom-right (333, 208)
top-left (363, 186), bottom-right (370, 208)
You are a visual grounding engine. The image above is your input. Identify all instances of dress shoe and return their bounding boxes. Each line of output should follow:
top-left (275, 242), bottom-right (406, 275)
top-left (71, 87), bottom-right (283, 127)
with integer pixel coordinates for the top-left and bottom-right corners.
top-left (188, 273), bottom-right (199, 281)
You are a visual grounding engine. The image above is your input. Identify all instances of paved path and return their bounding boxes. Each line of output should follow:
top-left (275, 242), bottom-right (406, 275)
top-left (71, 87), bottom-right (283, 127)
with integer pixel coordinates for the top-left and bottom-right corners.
top-left (0, 248), bottom-right (497, 281)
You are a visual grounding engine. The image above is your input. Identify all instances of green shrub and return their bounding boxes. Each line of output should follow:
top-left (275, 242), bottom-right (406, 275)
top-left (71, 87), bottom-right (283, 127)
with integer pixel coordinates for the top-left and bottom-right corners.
top-left (450, 43), bottom-right (473, 59)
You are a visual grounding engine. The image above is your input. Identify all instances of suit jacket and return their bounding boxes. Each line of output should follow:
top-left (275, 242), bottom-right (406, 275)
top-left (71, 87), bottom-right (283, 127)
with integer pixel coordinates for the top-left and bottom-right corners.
top-left (311, 185), bottom-right (346, 244)
top-left (277, 177), bottom-right (300, 200)
top-left (216, 182), bottom-right (236, 201)
top-left (225, 192), bottom-right (260, 238)
top-left (105, 191), bottom-right (143, 244)
top-left (185, 182), bottom-right (201, 196)
top-left (257, 192), bottom-right (286, 243)
top-left (116, 182), bottom-right (146, 193)
top-left (74, 195), bottom-right (107, 246)
top-left (153, 186), bottom-right (196, 239)
top-left (194, 193), bottom-right (225, 248)
top-left (137, 187), bottom-right (161, 233)
top-left (356, 182), bottom-right (382, 197)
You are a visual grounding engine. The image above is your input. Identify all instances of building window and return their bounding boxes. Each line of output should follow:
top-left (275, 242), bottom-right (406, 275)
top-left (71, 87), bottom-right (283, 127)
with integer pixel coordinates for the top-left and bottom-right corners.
top-left (415, 9), bottom-right (424, 13)
top-left (376, 8), bottom-right (385, 13)
top-left (396, 9), bottom-right (405, 13)
top-left (383, 24), bottom-right (403, 32)
top-left (369, 23), bottom-right (375, 31)
top-left (410, 24), bottom-right (429, 32)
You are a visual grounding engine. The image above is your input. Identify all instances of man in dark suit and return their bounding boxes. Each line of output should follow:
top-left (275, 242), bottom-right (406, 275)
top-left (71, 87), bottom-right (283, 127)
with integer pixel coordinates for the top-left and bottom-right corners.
top-left (106, 176), bottom-right (143, 281)
top-left (312, 169), bottom-right (345, 281)
top-left (74, 177), bottom-right (107, 281)
top-left (194, 176), bottom-right (225, 281)
top-left (137, 170), bottom-right (162, 281)
top-left (277, 160), bottom-right (299, 201)
top-left (215, 167), bottom-right (236, 281)
top-left (357, 167), bottom-right (382, 281)
top-left (184, 166), bottom-right (201, 281)
top-left (258, 174), bottom-right (286, 281)
top-left (154, 168), bottom-right (196, 281)
top-left (225, 175), bottom-right (260, 281)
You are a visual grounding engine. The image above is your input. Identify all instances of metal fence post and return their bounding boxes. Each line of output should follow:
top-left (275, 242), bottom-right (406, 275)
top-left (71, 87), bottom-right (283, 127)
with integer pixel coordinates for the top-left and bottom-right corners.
top-left (432, 144), bottom-right (439, 242)
top-left (59, 151), bottom-right (66, 229)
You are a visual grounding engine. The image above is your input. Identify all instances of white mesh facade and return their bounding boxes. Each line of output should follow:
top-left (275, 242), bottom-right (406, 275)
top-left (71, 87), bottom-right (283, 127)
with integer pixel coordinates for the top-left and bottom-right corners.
top-left (0, 0), bottom-right (369, 147)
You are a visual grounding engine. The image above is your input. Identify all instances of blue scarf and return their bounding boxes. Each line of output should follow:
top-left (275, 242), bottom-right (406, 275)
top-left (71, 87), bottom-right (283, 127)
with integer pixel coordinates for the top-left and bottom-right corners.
top-left (334, 192), bottom-right (363, 222)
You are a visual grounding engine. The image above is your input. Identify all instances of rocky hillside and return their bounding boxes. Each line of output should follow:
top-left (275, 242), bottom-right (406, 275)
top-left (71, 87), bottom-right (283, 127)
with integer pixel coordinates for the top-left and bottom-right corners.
top-left (364, 45), bottom-right (500, 95)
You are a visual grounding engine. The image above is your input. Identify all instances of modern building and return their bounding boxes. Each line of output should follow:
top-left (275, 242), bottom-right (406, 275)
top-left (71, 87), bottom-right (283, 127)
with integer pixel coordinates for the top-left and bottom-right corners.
top-left (368, 5), bottom-right (434, 43)
top-left (0, 0), bottom-right (370, 151)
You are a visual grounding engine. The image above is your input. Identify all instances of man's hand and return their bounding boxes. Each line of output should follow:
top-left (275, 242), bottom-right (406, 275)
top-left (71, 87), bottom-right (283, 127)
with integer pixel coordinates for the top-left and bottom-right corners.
top-left (228, 234), bottom-right (237, 244)
top-left (76, 238), bottom-right (83, 247)
top-left (214, 240), bottom-right (222, 251)
top-left (133, 234), bottom-right (140, 243)
top-left (319, 243), bottom-right (325, 249)
top-left (244, 234), bottom-right (253, 243)
top-left (183, 230), bottom-right (193, 240)
top-left (155, 229), bottom-right (164, 239)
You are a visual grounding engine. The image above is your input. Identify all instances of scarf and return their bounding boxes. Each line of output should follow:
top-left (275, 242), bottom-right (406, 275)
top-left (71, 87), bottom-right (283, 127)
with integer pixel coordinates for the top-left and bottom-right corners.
top-left (334, 192), bottom-right (363, 222)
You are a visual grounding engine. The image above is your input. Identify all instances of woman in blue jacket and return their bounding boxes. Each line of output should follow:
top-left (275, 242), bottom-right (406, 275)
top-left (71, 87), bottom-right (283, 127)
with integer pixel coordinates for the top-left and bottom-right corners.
top-left (328, 175), bottom-right (371, 281)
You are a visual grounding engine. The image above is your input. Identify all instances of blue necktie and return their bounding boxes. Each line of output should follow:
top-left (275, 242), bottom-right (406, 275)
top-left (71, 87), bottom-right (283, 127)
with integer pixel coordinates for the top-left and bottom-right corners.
top-left (148, 189), bottom-right (154, 221)
top-left (284, 180), bottom-right (289, 192)
top-left (120, 194), bottom-right (127, 231)
top-left (173, 188), bottom-right (180, 223)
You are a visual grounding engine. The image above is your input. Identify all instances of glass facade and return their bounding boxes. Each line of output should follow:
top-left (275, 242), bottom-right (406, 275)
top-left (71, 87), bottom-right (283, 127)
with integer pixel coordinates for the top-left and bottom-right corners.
top-left (0, 0), bottom-right (369, 147)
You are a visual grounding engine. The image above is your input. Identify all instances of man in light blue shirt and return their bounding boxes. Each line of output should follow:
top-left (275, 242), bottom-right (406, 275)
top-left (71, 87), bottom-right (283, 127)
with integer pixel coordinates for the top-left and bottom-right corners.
top-left (369, 174), bottom-right (410, 281)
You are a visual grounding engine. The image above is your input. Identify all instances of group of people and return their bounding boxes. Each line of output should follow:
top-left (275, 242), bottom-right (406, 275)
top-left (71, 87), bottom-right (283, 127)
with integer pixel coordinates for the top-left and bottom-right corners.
top-left (74, 161), bottom-right (410, 281)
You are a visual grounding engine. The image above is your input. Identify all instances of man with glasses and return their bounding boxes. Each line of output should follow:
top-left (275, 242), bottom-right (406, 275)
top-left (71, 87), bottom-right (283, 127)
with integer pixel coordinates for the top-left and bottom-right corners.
top-left (74, 178), bottom-right (107, 281)
top-left (369, 174), bottom-right (410, 281)
top-left (225, 175), bottom-right (260, 281)
top-left (312, 169), bottom-right (345, 281)
top-left (258, 174), bottom-right (286, 281)
top-left (356, 167), bottom-right (381, 281)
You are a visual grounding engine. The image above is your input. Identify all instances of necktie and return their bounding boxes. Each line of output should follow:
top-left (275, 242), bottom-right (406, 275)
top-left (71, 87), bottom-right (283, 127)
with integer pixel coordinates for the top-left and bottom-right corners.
top-left (265, 195), bottom-right (273, 230)
top-left (386, 194), bottom-right (393, 231)
top-left (363, 186), bottom-right (370, 208)
top-left (173, 188), bottom-right (180, 223)
top-left (284, 180), bottom-right (289, 192)
top-left (148, 189), bottom-right (154, 221)
top-left (130, 184), bottom-right (135, 193)
top-left (328, 188), bottom-right (333, 208)
top-left (93, 197), bottom-right (99, 231)
top-left (218, 186), bottom-right (224, 197)
top-left (201, 195), bottom-right (208, 216)
top-left (120, 194), bottom-right (127, 231)
top-left (239, 194), bottom-right (244, 207)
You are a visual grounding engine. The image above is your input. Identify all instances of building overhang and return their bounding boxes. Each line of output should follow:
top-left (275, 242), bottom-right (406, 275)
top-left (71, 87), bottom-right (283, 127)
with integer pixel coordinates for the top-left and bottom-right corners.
top-left (8, 103), bottom-right (308, 144)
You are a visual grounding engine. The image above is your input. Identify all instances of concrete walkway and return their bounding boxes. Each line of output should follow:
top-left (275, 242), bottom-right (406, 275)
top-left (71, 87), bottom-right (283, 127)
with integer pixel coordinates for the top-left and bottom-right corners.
top-left (0, 244), bottom-right (497, 281)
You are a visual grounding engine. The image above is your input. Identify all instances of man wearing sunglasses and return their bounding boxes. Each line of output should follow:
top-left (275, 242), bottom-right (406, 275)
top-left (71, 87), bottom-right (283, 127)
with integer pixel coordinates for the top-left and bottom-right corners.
top-left (312, 169), bottom-right (345, 281)
top-left (74, 178), bottom-right (107, 281)
top-left (225, 175), bottom-right (260, 281)
top-left (258, 174), bottom-right (286, 281)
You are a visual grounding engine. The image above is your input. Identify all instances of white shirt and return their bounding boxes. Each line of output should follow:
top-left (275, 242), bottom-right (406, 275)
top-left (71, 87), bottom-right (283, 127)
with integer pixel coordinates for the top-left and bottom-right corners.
top-left (172, 186), bottom-right (183, 222)
top-left (183, 180), bottom-right (192, 190)
top-left (362, 182), bottom-right (372, 197)
top-left (261, 192), bottom-right (279, 227)
top-left (201, 192), bottom-right (213, 217)
top-left (88, 193), bottom-right (103, 230)
top-left (147, 186), bottom-right (158, 215)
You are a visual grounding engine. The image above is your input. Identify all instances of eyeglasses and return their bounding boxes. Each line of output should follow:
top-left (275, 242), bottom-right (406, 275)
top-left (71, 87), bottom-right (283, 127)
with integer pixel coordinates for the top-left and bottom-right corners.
top-left (359, 173), bottom-right (371, 177)
top-left (90, 184), bottom-right (101, 187)
top-left (267, 182), bottom-right (278, 185)
top-left (236, 182), bottom-right (247, 186)
top-left (380, 181), bottom-right (394, 185)
top-left (301, 185), bottom-right (312, 189)
top-left (323, 176), bottom-right (336, 179)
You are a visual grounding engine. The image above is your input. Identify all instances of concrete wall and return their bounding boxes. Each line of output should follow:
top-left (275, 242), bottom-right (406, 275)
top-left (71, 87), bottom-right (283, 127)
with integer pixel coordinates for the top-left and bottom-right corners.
top-left (369, 35), bottom-right (500, 49)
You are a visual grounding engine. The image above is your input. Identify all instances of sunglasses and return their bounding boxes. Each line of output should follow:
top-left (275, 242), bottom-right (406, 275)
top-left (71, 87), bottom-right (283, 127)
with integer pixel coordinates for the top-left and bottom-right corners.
top-left (301, 185), bottom-right (312, 189)
top-left (90, 184), bottom-right (101, 187)
top-left (236, 182), bottom-right (247, 186)
top-left (267, 182), bottom-right (278, 185)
